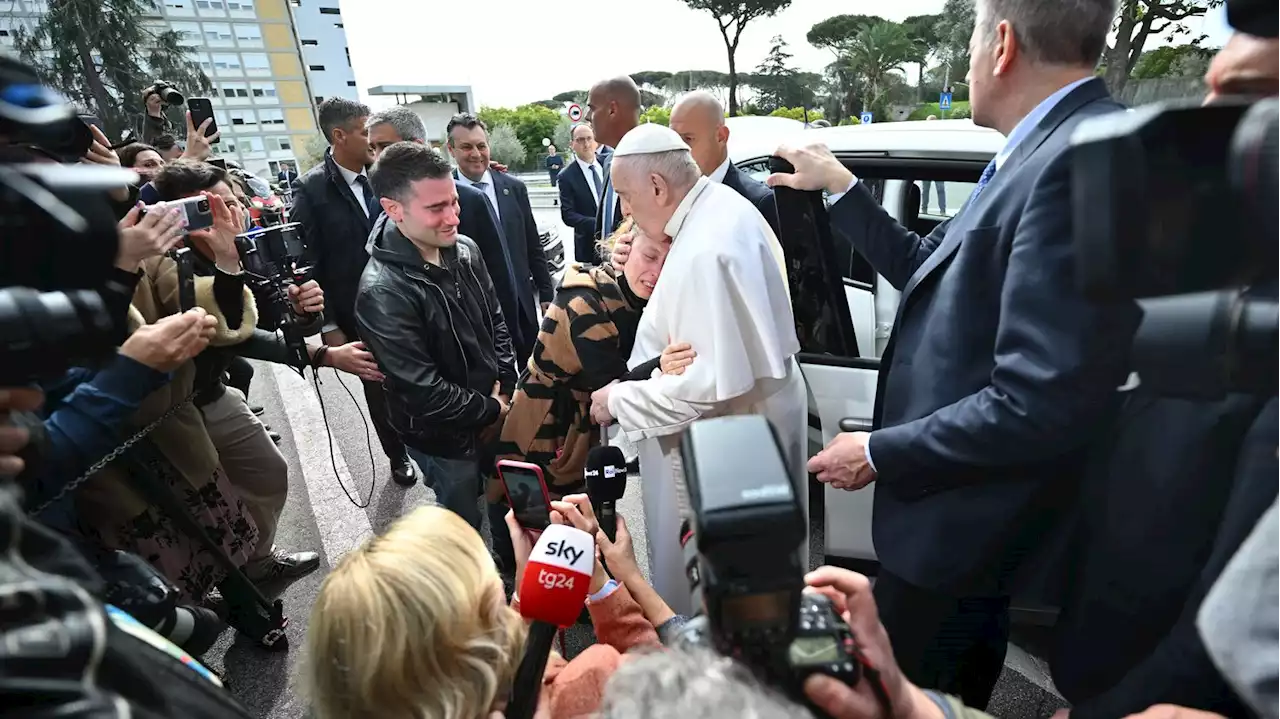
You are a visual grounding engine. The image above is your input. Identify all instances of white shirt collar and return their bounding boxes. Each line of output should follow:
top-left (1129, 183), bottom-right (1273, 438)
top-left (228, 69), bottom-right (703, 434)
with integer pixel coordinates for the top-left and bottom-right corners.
top-left (458, 168), bottom-right (493, 188)
top-left (663, 176), bottom-right (712, 239)
top-left (707, 156), bottom-right (732, 184)
top-left (576, 156), bottom-right (601, 173)
top-left (996, 76), bottom-right (1094, 170)
top-left (335, 160), bottom-right (365, 186)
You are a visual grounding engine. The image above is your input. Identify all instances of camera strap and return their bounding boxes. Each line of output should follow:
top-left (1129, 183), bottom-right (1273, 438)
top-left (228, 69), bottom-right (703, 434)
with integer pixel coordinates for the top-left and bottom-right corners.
top-left (29, 391), bottom-right (197, 517)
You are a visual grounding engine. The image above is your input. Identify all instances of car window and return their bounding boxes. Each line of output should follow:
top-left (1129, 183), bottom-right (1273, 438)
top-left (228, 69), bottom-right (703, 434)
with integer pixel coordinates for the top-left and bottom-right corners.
top-left (912, 179), bottom-right (977, 221)
top-left (740, 158), bottom-right (771, 183)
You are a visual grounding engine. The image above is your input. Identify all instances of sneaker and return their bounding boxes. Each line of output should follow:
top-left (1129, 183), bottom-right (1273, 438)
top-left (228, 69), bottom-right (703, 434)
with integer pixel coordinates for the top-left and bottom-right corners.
top-left (392, 456), bottom-right (420, 487)
top-left (268, 430), bottom-right (281, 444)
top-left (244, 549), bottom-right (321, 582)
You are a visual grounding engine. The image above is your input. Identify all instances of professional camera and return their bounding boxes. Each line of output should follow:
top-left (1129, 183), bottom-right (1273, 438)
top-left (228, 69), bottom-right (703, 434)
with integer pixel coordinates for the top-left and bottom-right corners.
top-left (235, 221), bottom-right (318, 370)
top-left (672, 415), bottom-right (864, 717)
top-left (1071, 0), bottom-right (1277, 400)
top-left (0, 57), bottom-right (130, 384)
top-left (146, 80), bottom-right (185, 108)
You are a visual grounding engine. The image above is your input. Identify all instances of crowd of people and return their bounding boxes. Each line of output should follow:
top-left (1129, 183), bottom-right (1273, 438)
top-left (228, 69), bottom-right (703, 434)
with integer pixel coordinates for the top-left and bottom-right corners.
top-left (1, 0), bottom-right (1277, 716)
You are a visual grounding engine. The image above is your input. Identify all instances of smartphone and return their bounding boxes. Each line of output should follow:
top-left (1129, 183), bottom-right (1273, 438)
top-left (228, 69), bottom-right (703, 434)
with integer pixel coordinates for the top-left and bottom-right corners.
top-left (78, 113), bottom-right (104, 136)
top-left (186, 97), bottom-right (219, 143)
top-left (496, 460), bottom-right (552, 532)
top-left (144, 195), bottom-right (213, 233)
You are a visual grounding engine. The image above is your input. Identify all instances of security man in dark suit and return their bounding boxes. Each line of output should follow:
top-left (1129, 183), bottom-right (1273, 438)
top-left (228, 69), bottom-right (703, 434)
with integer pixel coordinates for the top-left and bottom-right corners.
top-left (558, 122), bottom-right (606, 264)
top-left (771, 0), bottom-right (1141, 708)
top-left (446, 112), bottom-right (554, 363)
top-left (585, 76), bottom-right (641, 243)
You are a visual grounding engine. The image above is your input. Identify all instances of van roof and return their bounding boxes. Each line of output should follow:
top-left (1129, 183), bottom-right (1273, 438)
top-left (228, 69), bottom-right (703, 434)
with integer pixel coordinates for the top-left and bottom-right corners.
top-left (730, 119), bottom-right (1004, 164)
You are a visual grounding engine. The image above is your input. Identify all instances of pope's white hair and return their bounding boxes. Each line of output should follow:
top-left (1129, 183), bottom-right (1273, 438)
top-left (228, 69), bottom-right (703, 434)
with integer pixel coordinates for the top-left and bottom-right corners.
top-left (612, 148), bottom-right (700, 193)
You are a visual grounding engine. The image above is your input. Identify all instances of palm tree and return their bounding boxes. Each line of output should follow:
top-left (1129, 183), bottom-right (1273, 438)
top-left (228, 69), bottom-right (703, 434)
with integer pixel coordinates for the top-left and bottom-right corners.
top-left (843, 21), bottom-right (917, 114)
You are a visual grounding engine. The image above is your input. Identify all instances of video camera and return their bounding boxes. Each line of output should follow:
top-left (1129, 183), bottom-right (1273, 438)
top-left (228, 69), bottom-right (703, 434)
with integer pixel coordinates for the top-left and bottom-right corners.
top-left (0, 56), bottom-right (130, 384)
top-left (1071, 0), bottom-right (1277, 400)
top-left (235, 221), bottom-right (317, 370)
top-left (672, 415), bottom-right (864, 717)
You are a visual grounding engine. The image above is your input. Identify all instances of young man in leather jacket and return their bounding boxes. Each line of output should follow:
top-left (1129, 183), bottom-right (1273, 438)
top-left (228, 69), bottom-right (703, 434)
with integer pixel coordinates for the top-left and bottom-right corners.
top-left (354, 142), bottom-right (516, 530)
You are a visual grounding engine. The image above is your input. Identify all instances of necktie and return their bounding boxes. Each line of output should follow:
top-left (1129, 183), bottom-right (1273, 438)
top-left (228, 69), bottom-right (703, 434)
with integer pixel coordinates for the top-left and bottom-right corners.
top-left (474, 180), bottom-right (501, 222)
top-left (589, 165), bottom-right (602, 199)
top-left (602, 179), bottom-right (617, 236)
top-left (969, 160), bottom-right (997, 204)
top-left (355, 174), bottom-right (378, 219)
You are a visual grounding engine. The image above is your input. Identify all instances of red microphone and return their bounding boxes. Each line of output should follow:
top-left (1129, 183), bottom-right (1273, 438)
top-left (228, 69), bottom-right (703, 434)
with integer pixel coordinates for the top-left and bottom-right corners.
top-left (506, 524), bottom-right (595, 719)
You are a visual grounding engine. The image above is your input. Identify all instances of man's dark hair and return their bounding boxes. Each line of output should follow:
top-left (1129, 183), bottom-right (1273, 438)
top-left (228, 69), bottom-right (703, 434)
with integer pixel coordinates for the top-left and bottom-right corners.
top-left (369, 141), bottom-right (453, 202)
top-left (318, 97), bottom-right (371, 144)
top-left (118, 143), bottom-right (160, 168)
top-left (154, 159), bottom-right (230, 201)
top-left (445, 112), bottom-right (488, 146)
top-left (151, 134), bottom-right (178, 152)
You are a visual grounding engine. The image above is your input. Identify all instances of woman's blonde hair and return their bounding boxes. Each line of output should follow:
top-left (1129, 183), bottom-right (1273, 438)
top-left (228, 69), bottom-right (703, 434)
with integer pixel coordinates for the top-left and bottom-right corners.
top-left (304, 506), bottom-right (527, 719)
top-left (595, 216), bottom-right (635, 264)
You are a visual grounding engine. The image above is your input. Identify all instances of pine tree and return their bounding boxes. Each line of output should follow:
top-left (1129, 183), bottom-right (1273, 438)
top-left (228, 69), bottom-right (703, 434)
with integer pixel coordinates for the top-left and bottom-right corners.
top-left (15, 0), bottom-right (212, 141)
top-left (754, 35), bottom-right (796, 114)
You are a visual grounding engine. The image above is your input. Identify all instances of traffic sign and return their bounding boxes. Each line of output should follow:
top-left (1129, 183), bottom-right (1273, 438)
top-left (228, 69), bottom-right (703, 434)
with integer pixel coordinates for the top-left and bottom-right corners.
top-left (859, 111), bottom-right (874, 124)
top-left (940, 91), bottom-right (953, 111)
top-left (568, 103), bottom-right (583, 122)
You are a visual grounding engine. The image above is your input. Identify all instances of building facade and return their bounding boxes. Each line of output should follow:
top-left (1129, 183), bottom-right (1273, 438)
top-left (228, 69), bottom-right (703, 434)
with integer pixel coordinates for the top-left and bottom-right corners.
top-left (0, 0), bottom-right (358, 178)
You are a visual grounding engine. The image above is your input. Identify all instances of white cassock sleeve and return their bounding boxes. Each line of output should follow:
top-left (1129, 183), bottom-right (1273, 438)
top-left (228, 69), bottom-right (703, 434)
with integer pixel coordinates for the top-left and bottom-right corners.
top-left (608, 235), bottom-right (797, 441)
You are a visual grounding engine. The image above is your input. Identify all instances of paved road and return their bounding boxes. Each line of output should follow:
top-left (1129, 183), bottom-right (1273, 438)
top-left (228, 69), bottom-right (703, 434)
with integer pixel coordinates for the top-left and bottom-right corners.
top-left (195, 206), bottom-right (1065, 718)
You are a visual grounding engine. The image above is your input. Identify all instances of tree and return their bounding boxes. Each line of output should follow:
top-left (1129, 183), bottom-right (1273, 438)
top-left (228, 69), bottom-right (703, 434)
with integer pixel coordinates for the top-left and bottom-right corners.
top-left (552, 90), bottom-right (586, 103)
top-left (769, 106), bottom-right (824, 121)
top-left (807, 14), bottom-right (886, 56)
top-left (639, 106), bottom-right (671, 126)
top-left (477, 104), bottom-right (562, 163)
top-left (1131, 44), bottom-right (1215, 79)
top-left (487, 124), bottom-right (527, 168)
top-left (934, 0), bottom-right (974, 88)
top-left (552, 118), bottom-right (574, 153)
top-left (298, 135), bottom-right (329, 173)
top-left (14, 0), bottom-right (211, 141)
top-left (844, 21), bottom-right (916, 116)
top-left (683, 0), bottom-right (792, 116)
top-left (754, 35), bottom-right (797, 113)
top-left (1102, 0), bottom-right (1222, 94)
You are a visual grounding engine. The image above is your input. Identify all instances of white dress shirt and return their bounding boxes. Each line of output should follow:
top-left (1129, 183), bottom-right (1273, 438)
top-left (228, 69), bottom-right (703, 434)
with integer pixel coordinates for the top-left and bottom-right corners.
top-left (576, 156), bottom-right (603, 206)
top-left (457, 169), bottom-right (501, 221)
top-left (334, 161), bottom-right (371, 217)
top-left (707, 156), bottom-right (732, 185)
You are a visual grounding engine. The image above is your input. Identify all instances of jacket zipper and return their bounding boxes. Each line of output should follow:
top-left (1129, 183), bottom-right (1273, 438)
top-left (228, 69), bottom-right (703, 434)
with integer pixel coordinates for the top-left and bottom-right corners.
top-left (418, 272), bottom-right (469, 380)
top-left (464, 263), bottom-right (495, 339)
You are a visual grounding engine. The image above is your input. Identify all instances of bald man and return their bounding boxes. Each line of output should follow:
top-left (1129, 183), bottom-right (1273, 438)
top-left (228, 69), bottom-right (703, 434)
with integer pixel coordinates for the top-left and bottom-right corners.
top-left (586, 76), bottom-right (641, 241)
top-left (670, 91), bottom-right (780, 237)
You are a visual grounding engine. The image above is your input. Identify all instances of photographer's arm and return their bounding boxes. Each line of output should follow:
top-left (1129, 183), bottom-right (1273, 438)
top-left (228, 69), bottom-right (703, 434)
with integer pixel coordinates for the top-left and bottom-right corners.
top-left (232, 329), bottom-right (384, 381)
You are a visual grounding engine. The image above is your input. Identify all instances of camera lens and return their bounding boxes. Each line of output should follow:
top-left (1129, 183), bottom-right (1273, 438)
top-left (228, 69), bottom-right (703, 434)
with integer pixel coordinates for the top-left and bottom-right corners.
top-left (198, 199), bottom-right (209, 213)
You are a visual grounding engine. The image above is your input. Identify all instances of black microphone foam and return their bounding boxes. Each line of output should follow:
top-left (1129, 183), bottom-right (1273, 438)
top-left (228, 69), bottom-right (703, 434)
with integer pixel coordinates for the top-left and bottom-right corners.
top-left (585, 444), bottom-right (627, 543)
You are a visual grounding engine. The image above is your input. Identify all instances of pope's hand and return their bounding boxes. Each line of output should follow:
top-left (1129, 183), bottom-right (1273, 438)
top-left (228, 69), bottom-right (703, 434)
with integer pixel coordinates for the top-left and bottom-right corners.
top-left (589, 381), bottom-right (618, 425)
top-left (767, 142), bottom-right (855, 196)
top-left (808, 431), bottom-right (876, 491)
top-left (610, 233), bottom-right (632, 272)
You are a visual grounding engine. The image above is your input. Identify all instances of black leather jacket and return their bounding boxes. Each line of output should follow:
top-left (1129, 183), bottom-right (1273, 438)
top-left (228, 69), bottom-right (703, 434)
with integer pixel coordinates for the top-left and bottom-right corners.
top-left (355, 215), bottom-right (517, 459)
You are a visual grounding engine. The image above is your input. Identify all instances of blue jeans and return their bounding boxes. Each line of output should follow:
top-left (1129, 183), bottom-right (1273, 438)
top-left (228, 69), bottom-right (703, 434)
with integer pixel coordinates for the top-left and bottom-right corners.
top-left (406, 449), bottom-right (483, 530)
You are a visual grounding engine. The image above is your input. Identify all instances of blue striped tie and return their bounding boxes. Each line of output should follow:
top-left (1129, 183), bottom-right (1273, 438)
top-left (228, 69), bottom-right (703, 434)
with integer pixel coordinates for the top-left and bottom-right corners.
top-left (969, 159), bottom-right (997, 203)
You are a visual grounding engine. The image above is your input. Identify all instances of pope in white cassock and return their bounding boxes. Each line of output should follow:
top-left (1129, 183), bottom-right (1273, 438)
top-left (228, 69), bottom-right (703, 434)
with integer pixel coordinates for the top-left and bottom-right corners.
top-left (588, 124), bottom-right (807, 615)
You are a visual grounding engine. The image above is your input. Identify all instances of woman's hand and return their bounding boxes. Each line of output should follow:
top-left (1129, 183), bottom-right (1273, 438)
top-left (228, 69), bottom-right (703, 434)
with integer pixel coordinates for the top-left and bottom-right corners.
top-left (660, 342), bottom-right (696, 376)
top-left (180, 112), bottom-right (219, 161)
top-left (116, 201), bottom-right (187, 270)
top-left (201, 191), bottom-right (242, 272)
top-left (324, 341), bottom-right (385, 382)
top-left (549, 494), bottom-right (609, 594)
top-left (82, 125), bottom-right (130, 202)
top-left (288, 280), bottom-right (324, 315)
top-left (504, 509), bottom-right (535, 590)
top-left (596, 515), bottom-right (642, 585)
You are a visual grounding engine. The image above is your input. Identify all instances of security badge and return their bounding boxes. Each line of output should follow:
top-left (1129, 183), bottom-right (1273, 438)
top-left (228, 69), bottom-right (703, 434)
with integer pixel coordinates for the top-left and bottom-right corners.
top-left (502, 187), bottom-right (510, 195)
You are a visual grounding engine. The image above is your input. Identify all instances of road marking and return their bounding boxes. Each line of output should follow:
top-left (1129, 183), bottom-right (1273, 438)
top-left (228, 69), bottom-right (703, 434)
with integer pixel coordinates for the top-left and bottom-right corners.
top-left (271, 364), bottom-right (373, 564)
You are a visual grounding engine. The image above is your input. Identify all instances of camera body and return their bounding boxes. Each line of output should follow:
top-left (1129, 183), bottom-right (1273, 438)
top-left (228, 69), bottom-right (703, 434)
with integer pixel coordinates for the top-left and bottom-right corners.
top-left (673, 415), bottom-right (862, 713)
top-left (143, 195), bottom-right (213, 233)
top-left (235, 222), bottom-right (317, 369)
top-left (147, 81), bottom-right (185, 107)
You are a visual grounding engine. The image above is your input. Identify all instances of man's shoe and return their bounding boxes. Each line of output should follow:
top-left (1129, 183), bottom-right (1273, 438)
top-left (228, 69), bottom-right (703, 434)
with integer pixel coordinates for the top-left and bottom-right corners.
top-left (392, 457), bottom-right (420, 487)
top-left (268, 430), bottom-right (282, 444)
top-left (244, 549), bottom-right (321, 582)
top-left (250, 404), bottom-right (265, 416)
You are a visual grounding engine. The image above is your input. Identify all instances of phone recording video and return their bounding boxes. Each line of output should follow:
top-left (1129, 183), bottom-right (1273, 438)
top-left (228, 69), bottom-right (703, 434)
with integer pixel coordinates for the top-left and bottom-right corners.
top-left (497, 461), bottom-right (551, 531)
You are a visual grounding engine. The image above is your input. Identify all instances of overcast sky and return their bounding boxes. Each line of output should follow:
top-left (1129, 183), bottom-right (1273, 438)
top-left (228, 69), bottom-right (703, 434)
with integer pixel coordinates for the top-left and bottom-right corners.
top-left (340, 0), bottom-right (1234, 109)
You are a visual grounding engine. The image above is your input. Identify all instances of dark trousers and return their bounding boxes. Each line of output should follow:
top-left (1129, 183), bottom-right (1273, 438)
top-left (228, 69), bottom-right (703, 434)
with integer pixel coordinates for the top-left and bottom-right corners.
top-left (225, 355), bottom-right (254, 399)
top-left (873, 570), bottom-right (1011, 710)
top-left (362, 378), bottom-right (406, 466)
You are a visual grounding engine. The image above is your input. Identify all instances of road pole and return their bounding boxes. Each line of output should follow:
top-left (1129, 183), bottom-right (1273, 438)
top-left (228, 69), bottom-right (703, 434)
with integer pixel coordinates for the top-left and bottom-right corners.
top-left (942, 60), bottom-right (951, 119)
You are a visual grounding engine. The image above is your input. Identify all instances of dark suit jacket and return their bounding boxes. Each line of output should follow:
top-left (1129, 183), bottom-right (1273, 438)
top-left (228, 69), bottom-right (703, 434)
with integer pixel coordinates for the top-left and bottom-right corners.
top-left (834, 79), bottom-right (1141, 594)
top-left (486, 171), bottom-right (554, 352)
top-left (559, 159), bottom-right (600, 264)
top-left (595, 146), bottom-right (624, 245)
top-left (289, 150), bottom-right (376, 339)
top-left (722, 163), bottom-right (779, 239)
top-left (454, 181), bottom-right (526, 358)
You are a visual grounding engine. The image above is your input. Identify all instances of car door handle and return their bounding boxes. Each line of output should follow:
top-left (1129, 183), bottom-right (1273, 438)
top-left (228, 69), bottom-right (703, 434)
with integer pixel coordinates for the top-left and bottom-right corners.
top-left (839, 418), bottom-right (873, 433)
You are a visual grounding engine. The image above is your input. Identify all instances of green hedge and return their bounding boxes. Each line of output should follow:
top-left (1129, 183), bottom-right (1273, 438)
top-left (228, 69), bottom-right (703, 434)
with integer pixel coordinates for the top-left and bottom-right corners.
top-left (907, 100), bottom-right (972, 121)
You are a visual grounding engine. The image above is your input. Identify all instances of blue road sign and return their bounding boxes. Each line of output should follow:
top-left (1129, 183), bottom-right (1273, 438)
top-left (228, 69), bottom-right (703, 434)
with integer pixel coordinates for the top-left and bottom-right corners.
top-left (940, 91), bottom-right (953, 110)
top-left (859, 111), bottom-right (874, 124)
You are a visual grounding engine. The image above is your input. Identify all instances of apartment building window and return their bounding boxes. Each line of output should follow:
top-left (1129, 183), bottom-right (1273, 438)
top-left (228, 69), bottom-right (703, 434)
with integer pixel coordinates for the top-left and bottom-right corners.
top-left (318, 6), bottom-right (339, 14)
top-left (233, 23), bottom-right (263, 48)
top-left (223, 138), bottom-right (238, 152)
top-left (164, 0), bottom-right (194, 15)
top-left (241, 137), bottom-right (265, 154)
top-left (195, 0), bottom-right (226, 17)
top-left (212, 53), bottom-right (242, 75)
top-left (227, 0), bottom-right (254, 17)
top-left (266, 136), bottom-right (292, 152)
top-left (308, 64), bottom-right (325, 71)
top-left (346, 80), bottom-right (356, 87)
top-left (251, 82), bottom-right (277, 105)
top-left (300, 39), bottom-right (318, 45)
top-left (171, 21), bottom-right (202, 46)
top-left (228, 108), bottom-right (257, 127)
top-left (242, 53), bottom-right (270, 77)
top-left (258, 108), bottom-right (285, 126)
top-left (203, 22), bottom-right (234, 46)
top-left (345, 46), bottom-right (351, 66)
top-left (221, 82), bottom-right (250, 103)
top-left (186, 51), bottom-right (213, 74)
top-left (289, 0), bottom-right (300, 6)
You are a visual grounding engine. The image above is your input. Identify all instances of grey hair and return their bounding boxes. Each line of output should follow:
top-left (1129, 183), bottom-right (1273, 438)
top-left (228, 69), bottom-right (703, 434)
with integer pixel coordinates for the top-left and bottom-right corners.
top-left (366, 106), bottom-right (427, 144)
top-left (612, 148), bottom-right (700, 193)
top-left (977, 0), bottom-right (1117, 67)
top-left (598, 648), bottom-right (812, 719)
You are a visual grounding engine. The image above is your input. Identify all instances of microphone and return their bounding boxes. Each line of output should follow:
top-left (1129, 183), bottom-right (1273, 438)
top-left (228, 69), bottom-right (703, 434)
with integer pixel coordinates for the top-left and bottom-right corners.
top-left (506, 524), bottom-right (595, 719)
top-left (584, 443), bottom-right (627, 543)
